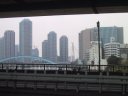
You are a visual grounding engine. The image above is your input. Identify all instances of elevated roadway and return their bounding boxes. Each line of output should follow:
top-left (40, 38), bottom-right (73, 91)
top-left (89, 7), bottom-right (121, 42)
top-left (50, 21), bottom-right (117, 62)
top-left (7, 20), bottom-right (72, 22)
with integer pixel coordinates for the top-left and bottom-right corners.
top-left (0, 64), bottom-right (128, 96)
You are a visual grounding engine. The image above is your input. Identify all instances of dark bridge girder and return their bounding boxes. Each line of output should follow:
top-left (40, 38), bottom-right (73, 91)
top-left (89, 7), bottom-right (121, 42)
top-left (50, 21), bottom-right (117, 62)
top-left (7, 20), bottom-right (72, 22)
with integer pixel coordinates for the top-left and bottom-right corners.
top-left (0, 0), bottom-right (128, 18)
top-left (0, 88), bottom-right (123, 96)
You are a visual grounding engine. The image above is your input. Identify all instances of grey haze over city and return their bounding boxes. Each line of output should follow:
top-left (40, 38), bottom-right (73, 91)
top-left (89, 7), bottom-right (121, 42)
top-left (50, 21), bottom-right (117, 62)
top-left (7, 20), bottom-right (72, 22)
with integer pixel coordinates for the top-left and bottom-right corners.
top-left (0, 13), bottom-right (128, 59)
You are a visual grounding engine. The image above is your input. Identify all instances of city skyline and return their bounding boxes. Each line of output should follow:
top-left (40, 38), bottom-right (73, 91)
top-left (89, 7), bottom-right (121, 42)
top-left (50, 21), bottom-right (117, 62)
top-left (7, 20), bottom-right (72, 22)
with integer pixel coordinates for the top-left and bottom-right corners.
top-left (0, 13), bottom-right (128, 58)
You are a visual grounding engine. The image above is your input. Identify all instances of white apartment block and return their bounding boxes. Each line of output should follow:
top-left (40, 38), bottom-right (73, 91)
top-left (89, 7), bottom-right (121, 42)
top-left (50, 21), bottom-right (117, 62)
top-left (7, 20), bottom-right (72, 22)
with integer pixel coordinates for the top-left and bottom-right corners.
top-left (88, 41), bottom-right (102, 65)
top-left (104, 37), bottom-right (120, 59)
top-left (88, 41), bottom-right (107, 70)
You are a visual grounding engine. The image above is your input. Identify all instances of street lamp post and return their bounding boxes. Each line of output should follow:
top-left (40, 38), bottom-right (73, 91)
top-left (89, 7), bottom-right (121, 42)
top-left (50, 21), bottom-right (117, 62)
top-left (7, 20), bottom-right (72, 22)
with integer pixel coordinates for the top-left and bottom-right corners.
top-left (97, 21), bottom-right (101, 72)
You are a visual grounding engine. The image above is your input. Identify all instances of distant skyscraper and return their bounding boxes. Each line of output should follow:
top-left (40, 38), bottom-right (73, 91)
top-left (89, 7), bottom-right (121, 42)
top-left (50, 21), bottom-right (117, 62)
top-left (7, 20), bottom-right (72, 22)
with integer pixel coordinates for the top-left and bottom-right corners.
top-left (32, 48), bottom-right (39, 57)
top-left (0, 37), bottom-right (5, 60)
top-left (48, 31), bottom-right (57, 63)
top-left (79, 29), bottom-right (91, 63)
top-left (59, 35), bottom-right (68, 63)
top-left (19, 19), bottom-right (32, 63)
top-left (15, 45), bottom-right (19, 57)
top-left (4, 30), bottom-right (15, 58)
top-left (42, 40), bottom-right (48, 59)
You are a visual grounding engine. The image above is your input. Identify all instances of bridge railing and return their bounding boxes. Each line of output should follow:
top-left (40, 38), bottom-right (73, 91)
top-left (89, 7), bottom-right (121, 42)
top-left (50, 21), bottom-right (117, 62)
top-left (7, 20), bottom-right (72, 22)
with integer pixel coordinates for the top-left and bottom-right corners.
top-left (0, 63), bottom-right (128, 73)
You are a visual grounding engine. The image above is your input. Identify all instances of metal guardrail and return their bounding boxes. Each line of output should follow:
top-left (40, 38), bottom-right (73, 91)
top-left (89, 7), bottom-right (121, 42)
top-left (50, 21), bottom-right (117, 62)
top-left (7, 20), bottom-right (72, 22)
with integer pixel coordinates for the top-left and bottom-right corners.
top-left (0, 63), bottom-right (128, 73)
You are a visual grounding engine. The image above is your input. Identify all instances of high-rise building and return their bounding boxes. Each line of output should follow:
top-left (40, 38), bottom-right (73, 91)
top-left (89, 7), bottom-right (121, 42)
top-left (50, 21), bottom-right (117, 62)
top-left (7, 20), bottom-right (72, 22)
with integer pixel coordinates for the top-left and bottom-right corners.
top-left (19, 19), bottom-right (32, 63)
top-left (15, 45), bottom-right (19, 57)
top-left (47, 31), bottom-right (57, 63)
top-left (79, 29), bottom-right (91, 63)
top-left (4, 30), bottom-right (15, 58)
top-left (59, 35), bottom-right (68, 64)
top-left (32, 48), bottom-right (39, 57)
top-left (0, 37), bottom-right (5, 60)
top-left (42, 40), bottom-right (48, 59)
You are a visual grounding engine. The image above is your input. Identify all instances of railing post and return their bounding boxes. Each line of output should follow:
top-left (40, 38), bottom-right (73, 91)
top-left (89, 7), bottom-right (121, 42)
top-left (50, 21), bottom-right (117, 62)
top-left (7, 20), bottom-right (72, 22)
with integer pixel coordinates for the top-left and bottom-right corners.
top-left (55, 65), bottom-right (58, 74)
top-left (113, 65), bottom-right (114, 72)
top-left (6, 64), bottom-right (8, 73)
top-left (64, 65), bottom-right (67, 74)
top-left (2, 63), bottom-right (3, 70)
top-left (15, 64), bottom-right (17, 72)
top-left (122, 84), bottom-right (126, 95)
top-left (44, 64), bottom-right (46, 74)
top-left (107, 65), bottom-right (109, 76)
top-left (99, 83), bottom-right (102, 94)
top-left (24, 64), bottom-right (27, 73)
top-left (89, 65), bottom-right (90, 72)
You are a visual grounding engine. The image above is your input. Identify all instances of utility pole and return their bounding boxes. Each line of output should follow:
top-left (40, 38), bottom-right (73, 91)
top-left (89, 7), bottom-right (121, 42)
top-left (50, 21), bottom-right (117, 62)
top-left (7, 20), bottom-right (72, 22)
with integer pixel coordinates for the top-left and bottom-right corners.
top-left (97, 21), bottom-right (101, 72)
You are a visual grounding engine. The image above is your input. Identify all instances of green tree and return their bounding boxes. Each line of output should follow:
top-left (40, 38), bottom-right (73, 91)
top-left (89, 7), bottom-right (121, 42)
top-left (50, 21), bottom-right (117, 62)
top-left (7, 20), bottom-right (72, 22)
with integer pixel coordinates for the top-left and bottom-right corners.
top-left (122, 59), bottom-right (128, 65)
top-left (107, 55), bottom-right (122, 65)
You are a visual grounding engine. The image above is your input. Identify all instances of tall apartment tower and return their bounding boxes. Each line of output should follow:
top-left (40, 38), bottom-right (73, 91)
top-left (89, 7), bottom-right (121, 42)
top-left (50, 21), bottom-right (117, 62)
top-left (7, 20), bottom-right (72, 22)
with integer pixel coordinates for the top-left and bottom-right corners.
top-left (19, 19), bottom-right (32, 63)
top-left (79, 29), bottom-right (91, 63)
top-left (47, 31), bottom-right (57, 63)
top-left (59, 35), bottom-right (68, 64)
top-left (0, 37), bottom-right (5, 60)
top-left (42, 40), bottom-right (48, 59)
top-left (15, 45), bottom-right (19, 57)
top-left (4, 30), bottom-right (15, 58)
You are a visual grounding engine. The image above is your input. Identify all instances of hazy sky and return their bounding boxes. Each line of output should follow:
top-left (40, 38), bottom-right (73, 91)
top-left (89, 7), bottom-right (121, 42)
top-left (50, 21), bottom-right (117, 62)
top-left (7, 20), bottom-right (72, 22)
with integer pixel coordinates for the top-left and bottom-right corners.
top-left (0, 13), bottom-right (128, 58)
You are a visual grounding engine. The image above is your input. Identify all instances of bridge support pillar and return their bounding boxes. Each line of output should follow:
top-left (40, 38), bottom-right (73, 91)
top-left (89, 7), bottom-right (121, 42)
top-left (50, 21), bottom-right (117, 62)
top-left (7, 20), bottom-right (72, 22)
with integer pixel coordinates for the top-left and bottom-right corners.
top-left (56, 70), bottom-right (58, 74)
top-left (54, 83), bottom-right (57, 91)
top-left (85, 71), bottom-right (87, 75)
top-left (123, 72), bottom-right (126, 76)
top-left (24, 70), bottom-right (27, 73)
top-left (6, 67), bottom-right (8, 73)
top-left (76, 86), bottom-right (79, 93)
top-left (44, 70), bottom-right (46, 74)
top-left (33, 81), bottom-right (37, 90)
top-left (100, 72), bottom-right (102, 76)
top-left (64, 71), bottom-right (67, 74)
top-left (34, 70), bottom-right (37, 74)
top-left (122, 84), bottom-right (126, 95)
top-left (107, 71), bottom-right (109, 76)
top-left (99, 84), bottom-right (102, 94)
top-left (13, 80), bottom-right (17, 89)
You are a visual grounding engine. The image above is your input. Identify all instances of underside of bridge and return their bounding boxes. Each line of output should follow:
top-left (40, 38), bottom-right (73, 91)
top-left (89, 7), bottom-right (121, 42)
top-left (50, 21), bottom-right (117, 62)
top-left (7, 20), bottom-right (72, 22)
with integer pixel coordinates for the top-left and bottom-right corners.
top-left (0, 0), bottom-right (128, 18)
